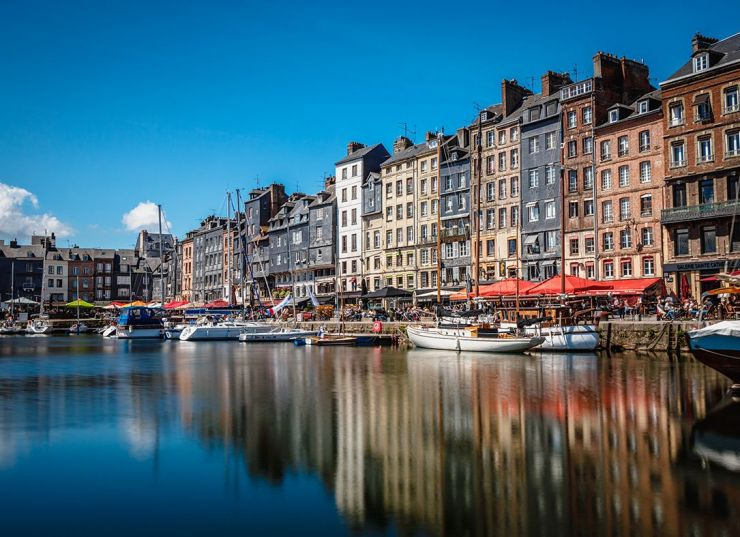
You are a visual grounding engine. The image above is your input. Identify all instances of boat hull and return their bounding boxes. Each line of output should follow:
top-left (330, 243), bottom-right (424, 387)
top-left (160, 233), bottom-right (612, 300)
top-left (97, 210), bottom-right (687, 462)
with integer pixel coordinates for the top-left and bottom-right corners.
top-left (239, 329), bottom-right (316, 342)
top-left (407, 326), bottom-right (544, 353)
top-left (529, 325), bottom-right (600, 351)
top-left (116, 326), bottom-right (163, 339)
top-left (179, 323), bottom-right (272, 341)
top-left (102, 326), bottom-right (117, 337)
top-left (688, 333), bottom-right (740, 383)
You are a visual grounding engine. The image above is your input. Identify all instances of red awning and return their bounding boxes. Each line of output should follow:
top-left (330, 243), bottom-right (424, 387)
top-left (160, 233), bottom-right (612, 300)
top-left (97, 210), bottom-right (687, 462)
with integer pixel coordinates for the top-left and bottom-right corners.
top-left (524, 275), bottom-right (611, 296)
top-left (164, 300), bottom-right (190, 310)
top-left (590, 277), bottom-right (665, 296)
top-left (479, 278), bottom-right (537, 297)
top-left (701, 270), bottom-right (740, 282)
top-left (204, 299), bottom-right (231, 309)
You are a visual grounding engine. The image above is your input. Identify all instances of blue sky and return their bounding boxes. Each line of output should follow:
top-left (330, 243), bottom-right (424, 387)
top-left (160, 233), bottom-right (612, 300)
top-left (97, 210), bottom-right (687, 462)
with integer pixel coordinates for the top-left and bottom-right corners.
top-left (0, 0), bottom-right (736, 248)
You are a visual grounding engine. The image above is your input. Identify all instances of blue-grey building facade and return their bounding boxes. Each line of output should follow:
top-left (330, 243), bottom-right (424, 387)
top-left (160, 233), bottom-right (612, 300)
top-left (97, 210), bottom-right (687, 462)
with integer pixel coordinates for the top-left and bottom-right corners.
top-left (440, 139), bottom-right (471, 286)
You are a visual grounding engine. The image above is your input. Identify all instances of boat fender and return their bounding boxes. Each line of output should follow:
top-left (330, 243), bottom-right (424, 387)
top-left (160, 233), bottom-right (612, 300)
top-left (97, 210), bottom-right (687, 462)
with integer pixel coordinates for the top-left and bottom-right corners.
top-left (373, 320), bottom-right (383, 334)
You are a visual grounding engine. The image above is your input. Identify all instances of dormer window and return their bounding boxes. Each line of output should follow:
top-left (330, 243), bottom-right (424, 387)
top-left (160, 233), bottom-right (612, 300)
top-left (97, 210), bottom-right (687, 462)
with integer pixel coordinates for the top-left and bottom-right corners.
top-left (694, 54), bottom-right (708, 72)
top-left (450, 152), bottom-right (458, 161)
top-left (481, 111), bottom-right (488, 121)
top-left (608, 110), bottom-right (619, 123)
top-left (637, 101), bottom-right (649, 114)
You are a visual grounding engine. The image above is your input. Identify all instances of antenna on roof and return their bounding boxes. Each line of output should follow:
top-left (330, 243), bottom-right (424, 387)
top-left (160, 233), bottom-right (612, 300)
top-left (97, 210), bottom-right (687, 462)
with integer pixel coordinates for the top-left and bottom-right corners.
top-left (572, 64), bottom-right (578, 81)
top-left (472, 102), bottom-right (482, 112)
top-left (399, 122), bottom-right (416, 141)
top-left (529, 76), bottom-right (536, 91)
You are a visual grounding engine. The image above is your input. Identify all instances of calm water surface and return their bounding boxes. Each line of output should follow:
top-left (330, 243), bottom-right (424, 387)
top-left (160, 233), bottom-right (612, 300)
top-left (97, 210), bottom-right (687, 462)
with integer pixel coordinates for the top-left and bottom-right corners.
top-left (0, 337), bottom-right (737, 536)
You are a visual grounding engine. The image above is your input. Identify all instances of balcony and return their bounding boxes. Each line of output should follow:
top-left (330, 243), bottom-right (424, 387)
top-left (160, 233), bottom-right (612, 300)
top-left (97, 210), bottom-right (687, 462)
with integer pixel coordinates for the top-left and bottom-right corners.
top-left (661, 199), bottom-right (740, 224)
top-left (441, 225), bottom-right (470, 240)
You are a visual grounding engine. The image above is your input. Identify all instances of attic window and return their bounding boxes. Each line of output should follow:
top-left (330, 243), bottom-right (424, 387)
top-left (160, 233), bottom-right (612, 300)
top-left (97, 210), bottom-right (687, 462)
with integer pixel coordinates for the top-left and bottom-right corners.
top-left (481, 111), bottom-right (488, 121)
top-left (637, 101), bottom-right (649, 114)
top-left (609, 110), bottom-right (619, 123)
top-left (694, 54), bottom-right (708, 72)
top-left (450, 152), bottom-right (458, 161)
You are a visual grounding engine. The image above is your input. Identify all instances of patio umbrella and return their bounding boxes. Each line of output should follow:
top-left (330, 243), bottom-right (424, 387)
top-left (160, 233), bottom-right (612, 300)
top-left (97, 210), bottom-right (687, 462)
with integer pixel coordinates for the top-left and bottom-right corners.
top-left (680, 274), bottom-right (691, 299)
top-left (707, 286), bottom-right (740, 296)
top-left (124, 301), bottom-right (147, 307)
top-left (524, 275), bottom-right (610, 296)
top-left (479, 278), bottom-right (537, 298)
top-left (205, 299), bottom-right (230, 309)
top-left (2, 297), bottom-right (39, 305)
top-left (361, 286), bottom-right (412, 299)
top-left (65, 299), bottom-right (94, 308)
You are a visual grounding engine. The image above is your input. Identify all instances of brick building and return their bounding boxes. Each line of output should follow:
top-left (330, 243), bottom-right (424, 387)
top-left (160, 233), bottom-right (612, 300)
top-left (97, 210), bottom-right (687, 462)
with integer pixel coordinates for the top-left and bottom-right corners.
top-left (595, 90), bottom-right (665, 281)
top-left (660, 33), bottom-right (740, 298)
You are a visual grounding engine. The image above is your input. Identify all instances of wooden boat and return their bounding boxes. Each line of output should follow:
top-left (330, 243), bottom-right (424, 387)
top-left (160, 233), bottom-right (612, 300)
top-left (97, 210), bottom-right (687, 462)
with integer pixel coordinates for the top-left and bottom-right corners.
top-left (407, 325), bottom-right (544, 353)
top-left (687, 321), bottom-right (740, 385)
top-left (308, 335), bottom-right (358, 346)
top-left (239, 328), bottom-right (316, 342)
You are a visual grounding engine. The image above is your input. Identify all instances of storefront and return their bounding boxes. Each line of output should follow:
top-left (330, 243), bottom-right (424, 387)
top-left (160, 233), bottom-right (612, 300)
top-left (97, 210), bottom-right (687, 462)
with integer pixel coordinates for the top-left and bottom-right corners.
top-left (663, 261), bottom-right (725, 299)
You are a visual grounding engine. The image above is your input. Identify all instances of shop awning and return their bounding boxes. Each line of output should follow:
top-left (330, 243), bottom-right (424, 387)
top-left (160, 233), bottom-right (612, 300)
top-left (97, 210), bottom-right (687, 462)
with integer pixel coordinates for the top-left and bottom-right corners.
top-left (523, 235), bottom-right (539, 246)
top-left (164, 300), bottom-right (190, 310)
top-left (590, 277), bottom-right (666, 296)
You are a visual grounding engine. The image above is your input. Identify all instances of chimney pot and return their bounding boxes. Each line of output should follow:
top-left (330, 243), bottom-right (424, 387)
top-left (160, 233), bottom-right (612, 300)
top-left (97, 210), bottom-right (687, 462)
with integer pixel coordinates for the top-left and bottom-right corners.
top-left (346, 141), bottom-right (364, 156)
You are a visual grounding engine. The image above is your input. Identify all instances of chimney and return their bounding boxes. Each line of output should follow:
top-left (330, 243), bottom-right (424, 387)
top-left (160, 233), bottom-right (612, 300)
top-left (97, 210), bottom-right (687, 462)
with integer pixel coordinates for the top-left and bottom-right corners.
top-left (10, 239), bottom-right (18, 248)
top-left (456, 127), bottom-right (470, 149)
top-left (593, 51), bottom-right (622, 84)
top-left (501, 79), bottom-right (531, 116)
top-left (425, 131), bottom-right (437, 142)
top-left (541, 71), bottom-right (572, 97)
top-left (393, 136), bottom-right (413, 154)
top-left (692, 34), bottom-right (718, 54)
top-left (347, 141), bottom-right (364, 156)
top-left (620, 57), bottom-right (651, 98)
top-left (324, 175), bottom-right (336, 190)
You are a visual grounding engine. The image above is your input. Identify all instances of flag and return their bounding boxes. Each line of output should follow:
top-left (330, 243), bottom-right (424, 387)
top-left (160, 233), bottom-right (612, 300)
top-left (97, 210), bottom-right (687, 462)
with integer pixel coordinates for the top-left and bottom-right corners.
top-left (272, 293), bottom-right (293, 315)
top-left (308, 287), bottom-right (319, 307)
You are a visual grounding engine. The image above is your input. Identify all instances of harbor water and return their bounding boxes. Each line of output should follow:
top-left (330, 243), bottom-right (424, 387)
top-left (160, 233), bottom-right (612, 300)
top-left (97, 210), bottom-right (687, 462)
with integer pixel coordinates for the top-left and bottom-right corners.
top-left (0, 336), bottom-right (737, 536)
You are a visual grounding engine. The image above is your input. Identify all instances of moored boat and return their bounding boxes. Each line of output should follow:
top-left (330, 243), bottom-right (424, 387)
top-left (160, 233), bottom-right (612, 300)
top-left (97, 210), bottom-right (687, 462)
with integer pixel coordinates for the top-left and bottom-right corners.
top-left (0, 323), bottom-right (25, 335)
top-left (102, 324), bottom-right (117, 337)
top-left (687, 321), bottom-right (740, 384)
top-left (179, 320), bottom-right (272, 341)
top-left (26, 319), bottom-right (52, 335)
top-left (115, 307), bottom-right (163, 339)
top-left (239, 328), bottom-right (316, 342)
top-left (69, 323), bottom-right (89, 334)
top-left (407, 326), bottom-right (544, 353)
top-left (307, 335), bottom-right (358, 346)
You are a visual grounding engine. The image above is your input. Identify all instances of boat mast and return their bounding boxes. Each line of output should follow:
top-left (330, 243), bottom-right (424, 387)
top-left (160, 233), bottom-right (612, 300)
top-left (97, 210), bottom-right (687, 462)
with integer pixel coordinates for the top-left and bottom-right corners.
top-left (235, 188), bottom-right (247, 316)
top-left (10, 260), bottom-right (14, 318)
top-left (76, 274), bottom-right (80, 329)
top-left (474, 112), bottom-right (482, 300)
top-left (436, 132), bottom-right (443, 304)
top-left (286, 202), bottom-right (297, 323)
top-left (226, 191), bottom-right (232, 305)
top-left (158, 204), bottom-right (164, 305)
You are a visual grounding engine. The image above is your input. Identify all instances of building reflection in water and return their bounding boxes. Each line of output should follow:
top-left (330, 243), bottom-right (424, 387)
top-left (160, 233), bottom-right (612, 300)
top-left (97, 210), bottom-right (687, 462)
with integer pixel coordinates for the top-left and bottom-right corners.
top-left (0, 339), bottom-right (737, 536)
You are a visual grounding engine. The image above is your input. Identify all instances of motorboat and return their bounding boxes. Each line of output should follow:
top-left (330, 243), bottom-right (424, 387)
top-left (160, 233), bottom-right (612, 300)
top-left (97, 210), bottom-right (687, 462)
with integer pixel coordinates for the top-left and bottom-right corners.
top-left (0, 323), bottom-right (25, 335)
top-left (102, 324), bottom-right (118, 337)
top-left (239, 327), bottom-right (316, 343)
top-left (179, 319), bottom-right (272, 341)
top-left (164, 323), bottom-right (189, 340)
top-left (115, 307), bottom-right (163, 339)
top-left (407, 325), bottom-right (544, 353)
top-left (26, 319), bottom-right (52, 335)
top-left (307, 335), bottom-right (358, 346)
top-left (687, 321), bottom-right (740, 385)
top-left (69, 323), bottom-right (89, 334)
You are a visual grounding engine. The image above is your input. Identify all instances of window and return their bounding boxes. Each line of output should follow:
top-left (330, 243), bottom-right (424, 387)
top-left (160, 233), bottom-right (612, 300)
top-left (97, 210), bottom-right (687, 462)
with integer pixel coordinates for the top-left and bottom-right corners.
top-left (639, 161), bottom-right (652, 182)
top-left (694, 54), bottom-right (708, 72)
top-left (341, 188), bottom-right (347, 202)
top-left (701, 225), bottom-right (717, 254)
top-left (583, 106), bottom-right (592, 125)
top-left (621, 260), bottom-right (633, 277)
top-left (510, 149), bottom-right (519, 169)
top-left (510, 127), bottom-right (518, 141)
top-left (567, 140), bottom-right (577, 158)
top-left (406, 202), bottom-right (413, 218)
top-left (486, 182), bottom-right (495, 201)
top-left (545, 231), bottom-right (557, 252)
top-left (602, 201), bottom-right (613, 223)
top-left (529, 107), bottom-right (541, 121)
top-left (431, 199), bottom-right (438, 214)
top-left (486, 156), bottom-right (494, 175)
top-left (420, 179), bottom-right (428, 195)
top-left (407, 226), bottom-right (414, 243)
top-left (545, 166), bottom-right (556, 185)
top-left (351, 234), bottom-right (357, 252)
top-left (431, 157), bottom-right (437, 170)
top-left (396, 180), bottom-right (403, 196)
top-left (618, 165), bottom-right (630, 187)
top-left (396, 204), bottom-right (403, 219)
top-left (498, 179), bottom-right (507, 199)
top-left (486, 240), bottom-right (494, 256)
top-left (641, 226), bottom-right (654, 246)
top-left (601, 140), bottom-right (611, 161)
top-left (583, 136), bottom-right (593, 155)
top-left (431, 177), bottom-right (438, 193)
top-left (601, 169), bottom-right (612, 190)
top-left (386, 183), bottom-right (393, 198)
top-left (498, 152), bottom-right (507, 171)
top-left (569, 238), bottom-right (579, 256)
top-left (620, 229), bottom-right (632, 249)
top-left (373, 231), bottom-right (380, 248)
top-left (444, 176), bottom-right (453, 190)
top-left (603, 232), bottom-right (614, 251)
top-left (351, 208), bottom-right (357, 225)
top-left (396, 228), bottom-right (402, 244)
top-left (486, 209), bottom-right (495, 229)
top-left (673, 183), bottom-right (687, 208)
top-left (639, 130), bottom-right (650, 152)
top-left (529, 136), bottom-right (540, 154)
top-left (341, 236), bottom-right (347, 253)
top-left (569, 201), bottom-right (579, 218)
top-left (674, 228), bottom-right (689, 256)
top-left (643, 257), bottom-right (655, 276)
top-left (405, 178), bottom-right (413, 194)
top-left (508, 239), bottom-right (517, 257)
top-left (585, 237), bottom-right (595, 254)
top-left (527, 204), bottom-right (540, 222)
top-left (545, 200), bottom-right (555, 219)
top-left (385, 207), bottom-right (393, 221)
top-left (341, 168), bottom-right (347, 180)
top-left (584, 199), bottom-right (594, 216)
top-left (510, 176), bottom-right (519, 196)
top-left (528, 169), bottom-right (539, 189)
top-left (499, 208), bottom-right (507, 228)
top-left (445, 197), bottom-right (453, 213)
top-left (619, 198), bottom-right (631, 220)
top-left (583, 167), bottom-right (594, 190)
top-left (511, 206), bottom-right (519, 227)
top-left (727, 130), bottom-right (740, 157)
top-left (640, 194), bottom-right (653, 217)
top-left (696, 96), bottom-right (711, 121)
top-left (604, 260), bottom-right (614, 278)
top-left (568, 170), bottom-right (577, 192)
top-left (617, 135), bottom-right (629, 157)
top-left (385, 230), bottom-right (392, 246)
top-left (700, 178), bottom-right (714, 204)
top-left (725, 86), bottom-right (739, 113)
top-left (486, 130), bottom-right (495, 147)
top-left (545, 132), bottom-right (556, 150)
top-left (669, 102), bottom-right (684, 126)
top-left (637, 100), bottom-right (649, 114)
top-left (698, 136), bottom-right (713, 162)
top-left (567, 111), bottom-right (577, 128)
top-left (459, 173), bottom-right (467, 187)
top-left (420, 160), bottom-right (428, 173)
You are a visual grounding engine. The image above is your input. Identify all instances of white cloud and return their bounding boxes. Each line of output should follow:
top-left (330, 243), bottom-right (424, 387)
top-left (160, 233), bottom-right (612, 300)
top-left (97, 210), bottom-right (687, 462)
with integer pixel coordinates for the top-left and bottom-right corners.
top-left (122, 201), bottom-right (172, 232)
top-left (0, 182), bottom-right (73, 239)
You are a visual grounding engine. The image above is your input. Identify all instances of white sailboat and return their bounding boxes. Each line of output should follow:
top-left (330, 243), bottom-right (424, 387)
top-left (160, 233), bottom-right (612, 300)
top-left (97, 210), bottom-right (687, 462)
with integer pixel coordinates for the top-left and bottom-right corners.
top-left (407, 325), bottom-right (544, 353)
top-left (239, 327), bottom-right (316, 342)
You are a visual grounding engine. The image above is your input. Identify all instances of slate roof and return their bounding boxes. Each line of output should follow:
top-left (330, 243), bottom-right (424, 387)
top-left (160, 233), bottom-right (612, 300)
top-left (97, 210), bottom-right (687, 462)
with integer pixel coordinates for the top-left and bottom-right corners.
top-left (382, 136), bottom-right (451, 166)
top-left (596, 90), bottom-right (662, 128)
top-left (663, 32), bottom-right (740, 85)
top-left (335, 143), bottom-right (388, 166)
